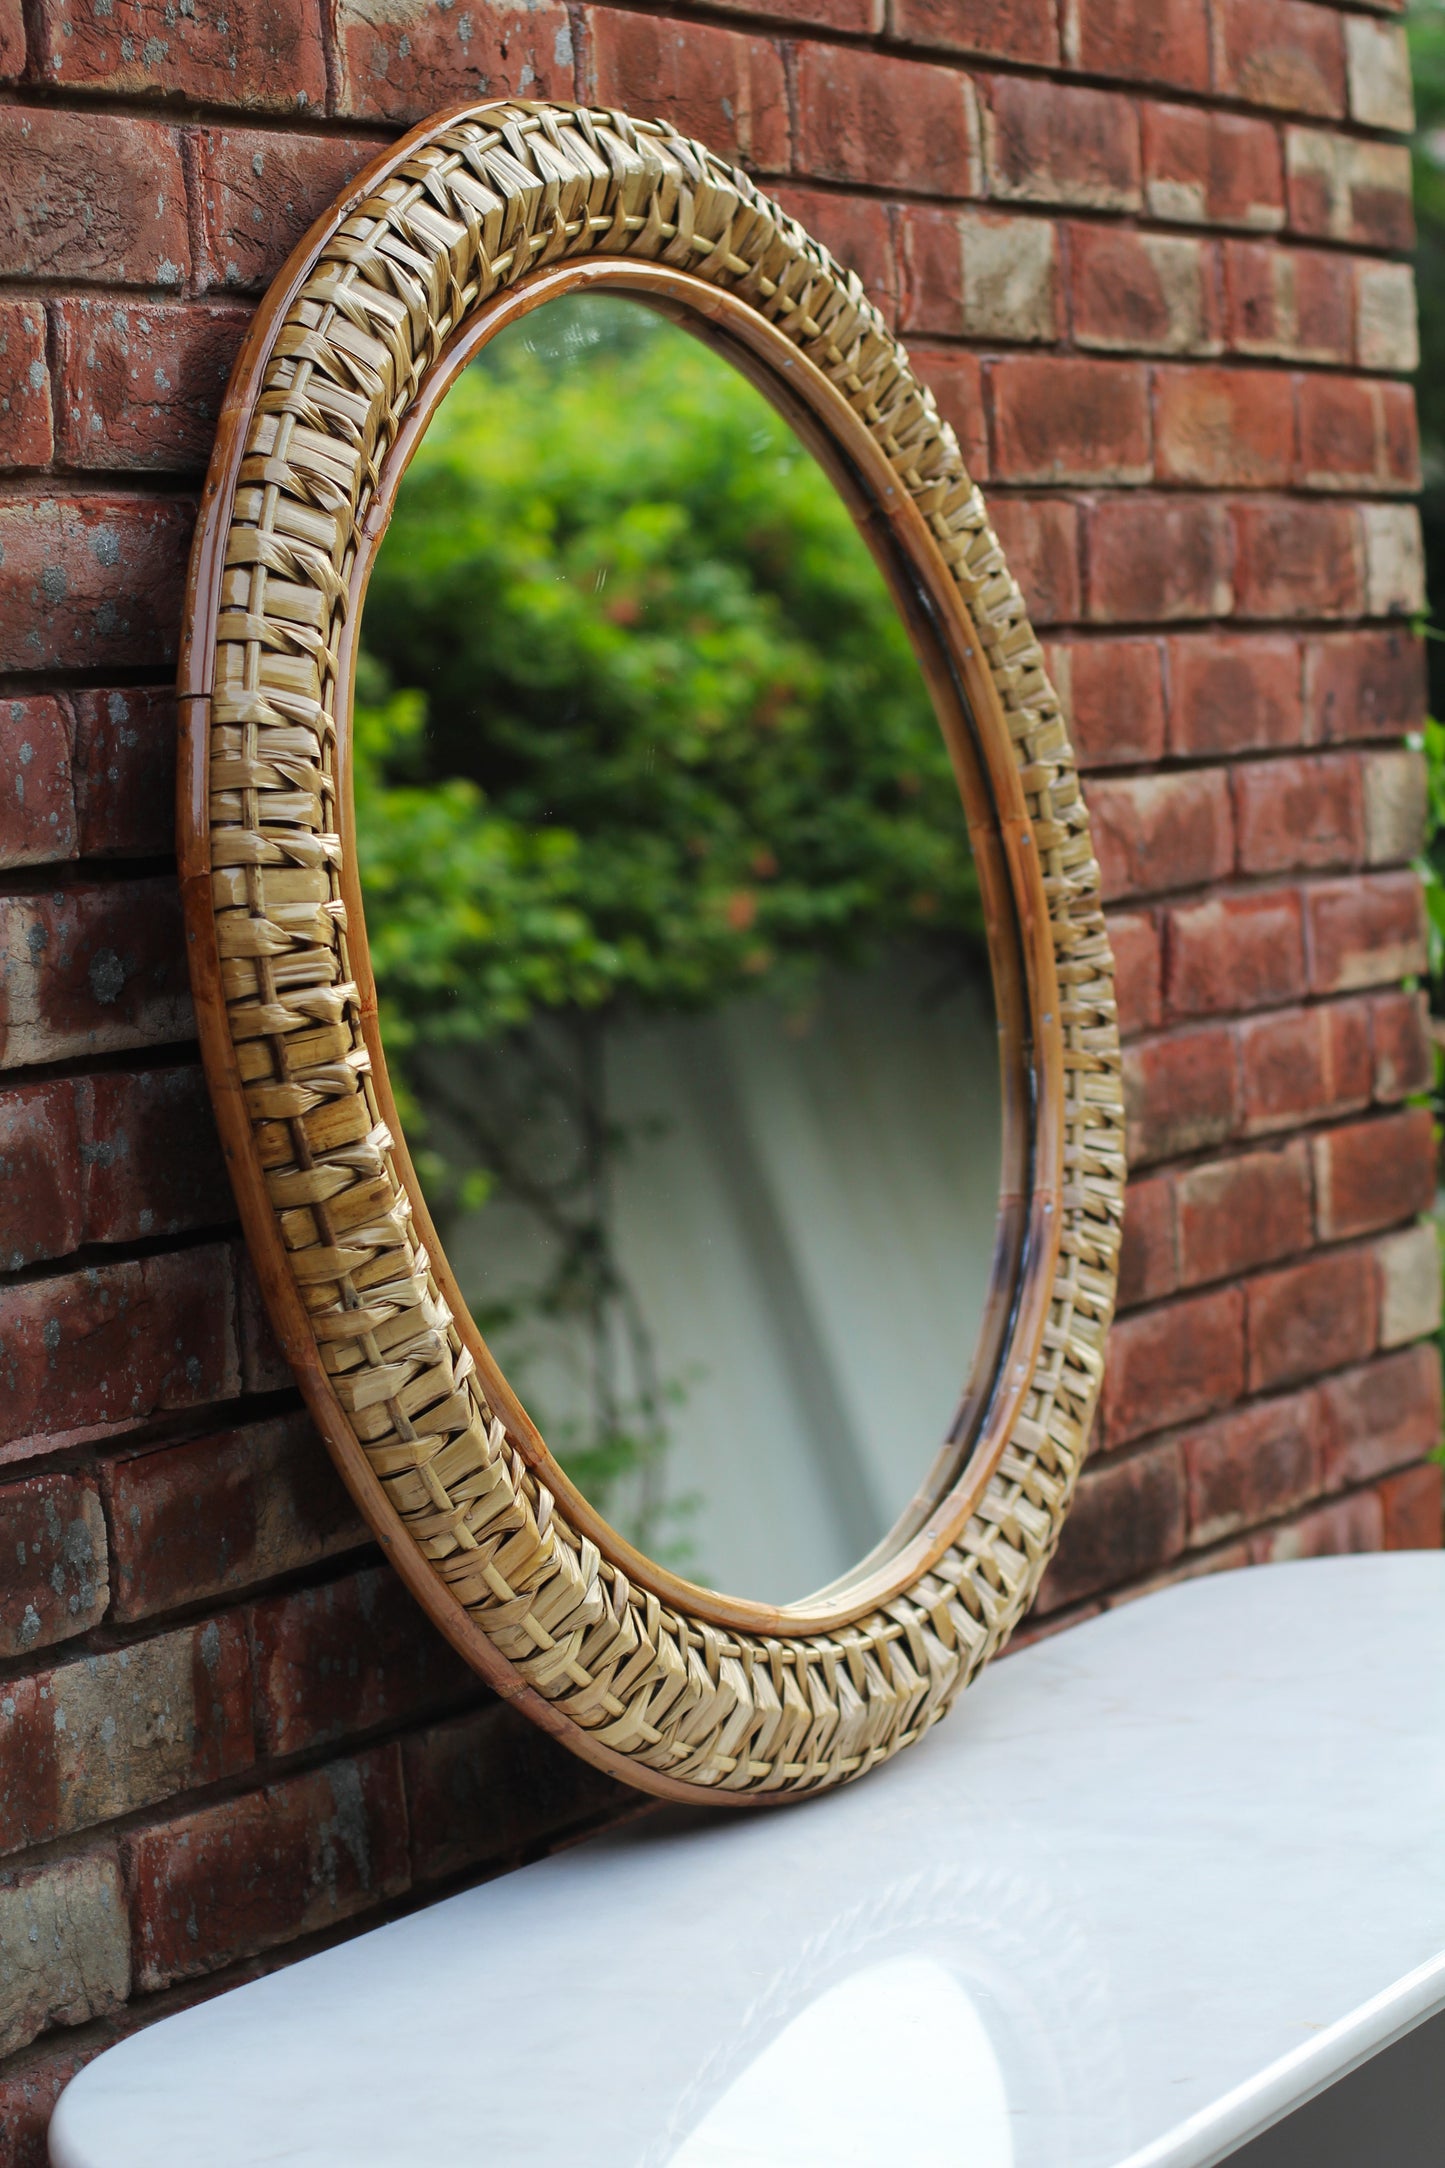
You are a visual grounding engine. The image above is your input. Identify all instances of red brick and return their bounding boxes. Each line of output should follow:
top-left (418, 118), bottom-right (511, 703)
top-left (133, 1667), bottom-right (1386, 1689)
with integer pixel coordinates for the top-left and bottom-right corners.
top-left (990, 356), bottom-right (1150, 484)
top-left (1142, 105), bottom-right (1284, 232)
top-left (1166, 633), bottom-right (1304, 757)
top-left (585, 13), bottom-right (788, 171)
top-left (1369, 988), bottom-right (1432, 1102)
top-left (0, 496), bottom-right (193, 673)
top-left (1378, 382), bottom-right (1420, 491)
top-left (103, 1411), bottom-right (365, 1623)
top-left (0, 1470), bottom-right (107, 1656)
top-left (1246, 1246), bottom-right (1376, 1393)
top-left (0, 109), bottom-right (188, 285)
top-left (0, 302), bottom-right (53, 468)
top-left (0, 1851), bottom-right (130, 2059)
top-left (1154, 366), bottom-right (1295, 489)
top-left (1104, 1287), bottom-right (1245, 1445)
top-left (909, 349), bottom-right (989, 481)
top-left (0, 0), bottom-right (21, 77)
top-left (250, 1564), bottom-right (475, 1760)
top-left (0, 1246), bottom-right (238, 1463)
top-left (1087, 498), bottom-right (1232, 623)
top-left (125, 1746), bottom-right (409, 1990)
top-left (1062, 0), bottom-right (1208, 88)
top-left (1089, 770), bottom-right (1233, 902)
top-left (1379, 1464), bottom-right (1444, 1550)
top-left (1165, 888), bottom-right (1306, 1018)
top-left (335, 0), bottom-right (571, 123)
top-left (710, 0), bottom-right (878, 22)
top-left (235, 1244), bottom-right (294, 1394)
top-left (1035, 1440), bottom-right (1186, 1609)
top-left (75, 1066), bottom-right (230, 1245)
top-left (1070, 225), bottom-right (1219, 355)
top-left (52, 301), bottom-right (250, 475)
top-left (0, 2044), bottom-right (89, 2168)
top-left (1117, 1169), bottom-right (1177, 1308)
top-left (190, 127), bottom-right (382, 294)
top-left (1239, 999), bottom-right (1372, 1135)
top-left (405, 1701), bottom-right (628, 1886)
top-left (1297, 374), bottom-right (1416, 493)
top-left (771, 187), bottom-right (898, 324)
top-left (0, 879), bottom-right (191, 1070)
top-left (793, 42), bottom-right (976, 197)
top-left (1232, 753), bottom-right (1363, 875)
top-left (33, 0), bottom-right (325, 108)
top-left (69, 686), bottom-right (177, 859)
top-left (980, 76), bottom-right (1141, 211)
top-left (1223, 240), bottom-right (1353, 364)
top-left (1176, 1140), bottom-right (1313, 1288)
top-left (1307, 870), bottom-right (1426, 994)
top-left (1182, 1389), bottom-right (1321, 1547)
top-left (1048, 638), bottom-right (1165, 768)
top-left (987, 498), bottom-right (1082, 626)
top-left (1319, 1344), bottom-right (1443, 1491)
top-left (901, 207), bottom-right (1060, 342)
top-left (892, 0), bottom-right (1056, 59)
top-left (1286, 128), bottom-right (1413, 250)
top-left (1125, 1024), bottom-right (1239, 1162)
top-left (1312, 1106), bottom-right (1435, 1243)
top-left (1107, 908), bottom-right (1163, 1035)
top-left (0, 1080), bottom-right (83, 1270)
top-left (1212, 0), bottom-right (1345, 116)
top-left (0, 696), bottom-right (76, 869)
top-left (1303, 627), bottom-right (1426, 743)
top-left (1256, 1486), bottom-right (1383, 1562)
top-left (0, 1614), bottom-right (253, 1853)
top-left (1232, 499), bottom-right (1363, 620)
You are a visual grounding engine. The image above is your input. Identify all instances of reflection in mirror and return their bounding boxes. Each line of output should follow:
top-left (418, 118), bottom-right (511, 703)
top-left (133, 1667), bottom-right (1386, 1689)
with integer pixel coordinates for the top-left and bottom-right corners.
top-left (356, 293), bottom-right (1001, 1605)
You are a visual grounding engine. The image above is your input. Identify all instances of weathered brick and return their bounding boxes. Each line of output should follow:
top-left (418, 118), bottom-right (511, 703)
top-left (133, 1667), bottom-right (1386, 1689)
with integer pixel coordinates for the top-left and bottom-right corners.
top-left (250, 1563), bottom-right (475, 1760)
top-left (75, 1066), bottom-right (232, 1244)
top-left (1374, 1223), bottom-right (1442, 1349)
top-left (1089, 770), bottom-right (1233, 902)
top-left (910, 349), bottom-right (989, 479)
top-left (0, 697), bottom-right (76, 871)
top-left (793, 41), bottom-right (977, 196)
top-left (1087, 498), bottom-right (1232, 622)
top-left (980, 75), bottom-right (1141, 210)
top-left (1141, 104), bottom-right (1283, 231)
top-left (585, 12), bottom-right (787, 170)
top-left (1035, 1441), bottom-right (1186, 1609)
top-left (1165, 888), bottom-right (1307, 1017)
top-left (1239, 999), bottom-right (1371, 1135)
top-left (53, 301), bottom-right (251, 474)
top-left (0, 496), bottom-right (193, 674)
top-left (404, 1701), bottom-right (628, 1886)
top-left (900, 207), bottom-right (1059, 341)
top-left (190, 127), bottom-right (383, 294)
top-left (1286, 128), bottom-right (1412, 248)
top-left (1231, 753), bottom-right (1363, 875)
top-left (1108, 908), bottom-right (1163, 1035)
top-left (1355, 260), bottom-right (1418, 375)
top-left (1361, 748), bottom-right (1427, 866)
top-left (1176, 1140), bottom-right (1312, 1287)
top-left (1361, 502), bottom-right (1424, 617)
top-left (0, 302), bottom-right (53, 469)
top-left (1232, 498), bottom-right (1363, 620)
top-left (1166, 632), bottom-right (1304, 757)
top-left (1104, 1287), bottom-right (1246, 1444)
top-left (1319, 1344), bottom-right (1442, 1491)
top-left (1062, 0), bottom-right (1208, 86)
top-left (0, 879), bottom-right (191, 1070)
top-left (69, 686), bottom-right (177, 859)
top-left (1212, 0), bottom-right (1345, 117)
top-left (0, 1246), bottom-right (238, 1461)
top-left (0, 1080), bottom-right (83, 1270)
top-left (234, 1244), bottom-right (294, 1394)
top-left (991, 356), bottom-right (1150, 484)
top-left (103, 1411), bottom-right (365, 1623)
top-left (0, 1853), bottom-right (128, 2059)
top-left (1379, 1464), bottom-right (1444, 1550)
top-left (335, 0), bottom-right (572, 124)
top-left (890, 0), bottom-right (1054, 59)
top-left (1182, 1389), bottom-right (1321, 1547)
top-left (125, 1746), bottom-right (409, 1990)
top-left (987, 498), bottom-right (1082, 625)
top-left (1369, 987), bottom-right (1432, 1101)
top-left (771, 186), bottom-right (897, 323)
top-left (1257, 1486), bottom-right (1383, 1562)
top-left (1345, 15), bottom-right (1414, 133)
top-left (1117, 1168), bottom-right (1177, 1308)
top-left (1125, 1023), bottom-right (1239, 1162)
top-left (32, 0), bottom-right (325, 108)
top-left (1223, 238), bottom-right (1353, 363)
top-left (1306, 869), bottom-right (1426, 993)
top-left (710, 0), bottom-right (878, 24)
top-left (1246, 1245), bottom-right (1376, 1393)
top-left (0, 1616), bottom-right (253, 1853)
top-left (1297, 374), bottom-right (1418, 494)
top-left (0, 2043), bottom-right (88, 2168)
top-left (0, 1471), bottom-right (107, 1657)
top-left (0, 0), bottom-right (21, 77)
top-left (1154, 364), bottom-right (1294, 488)
top-left (1071, 225), bottom-right (1219, 355)
top-left (0, 109), bottom-right (188, 285)
top-left (1303, 626), bottom-right (1425, 742)
top-left (1048, 637), bottom-right (1165, 768)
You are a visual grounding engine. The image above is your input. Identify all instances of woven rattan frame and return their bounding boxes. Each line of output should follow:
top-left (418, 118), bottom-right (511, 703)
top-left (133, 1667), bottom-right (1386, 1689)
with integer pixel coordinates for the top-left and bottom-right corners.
top-left (179, 97), bottom-right (1124, 1804)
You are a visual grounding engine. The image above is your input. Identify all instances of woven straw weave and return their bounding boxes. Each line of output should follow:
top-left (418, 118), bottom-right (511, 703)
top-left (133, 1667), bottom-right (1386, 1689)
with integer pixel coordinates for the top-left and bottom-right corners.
top-left (198, 98), bottom-right (1124, 1799)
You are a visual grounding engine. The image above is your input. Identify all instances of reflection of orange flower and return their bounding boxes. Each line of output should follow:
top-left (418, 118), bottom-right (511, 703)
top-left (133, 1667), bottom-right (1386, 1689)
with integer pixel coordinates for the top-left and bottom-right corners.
top-left (604, 593), bottom-right (641, 626)
top-left (724, 889), bottom-right (757, 931)
top-left (742, 945), bottom-right (773, 975)
top-left (896, 770), bottom-right (921, 796)
top-left (749, 846), bottom-right (779, 879)
top-left (909, 890), bottom-right (938, 919)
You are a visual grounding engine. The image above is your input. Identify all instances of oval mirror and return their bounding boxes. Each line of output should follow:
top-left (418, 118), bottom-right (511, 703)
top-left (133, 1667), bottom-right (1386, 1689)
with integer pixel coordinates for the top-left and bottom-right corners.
top-left (180, 99), bottom-right (1123, 1804)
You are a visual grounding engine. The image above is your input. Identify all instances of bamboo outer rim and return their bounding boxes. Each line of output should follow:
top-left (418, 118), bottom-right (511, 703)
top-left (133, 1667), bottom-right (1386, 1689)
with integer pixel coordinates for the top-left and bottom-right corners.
top-left (178, 97), bottom-right (1125, 1805)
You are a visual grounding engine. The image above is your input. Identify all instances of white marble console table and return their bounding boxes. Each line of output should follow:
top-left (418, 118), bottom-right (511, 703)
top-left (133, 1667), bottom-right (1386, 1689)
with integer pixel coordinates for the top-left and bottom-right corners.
top-left (50, 1553), bottom-right (1445, 2168)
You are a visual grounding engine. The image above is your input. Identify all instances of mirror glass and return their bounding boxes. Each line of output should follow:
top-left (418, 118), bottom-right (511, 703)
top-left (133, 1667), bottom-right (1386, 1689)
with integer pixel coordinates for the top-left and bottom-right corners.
top-left (356, 294), bottom-right (1002, 1606)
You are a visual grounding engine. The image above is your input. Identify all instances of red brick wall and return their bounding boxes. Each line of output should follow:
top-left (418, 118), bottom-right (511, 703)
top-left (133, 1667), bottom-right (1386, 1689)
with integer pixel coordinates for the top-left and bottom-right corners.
top-left (0, 0), bottom-right (1437, 2153)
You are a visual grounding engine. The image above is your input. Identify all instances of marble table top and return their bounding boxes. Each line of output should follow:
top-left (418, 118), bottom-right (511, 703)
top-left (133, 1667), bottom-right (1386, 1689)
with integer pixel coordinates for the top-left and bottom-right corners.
top-left (50, 1553), bottom-right (1445, 2168)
